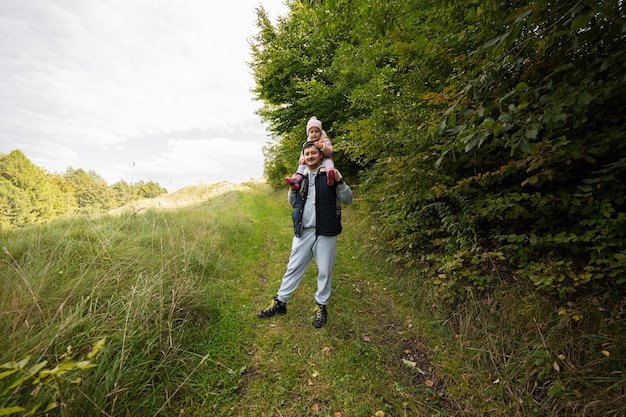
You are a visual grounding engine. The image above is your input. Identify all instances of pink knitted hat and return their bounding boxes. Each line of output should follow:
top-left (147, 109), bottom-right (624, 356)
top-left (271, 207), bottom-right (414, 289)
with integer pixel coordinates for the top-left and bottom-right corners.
top-left (306, 116), bottom-right (322, 133)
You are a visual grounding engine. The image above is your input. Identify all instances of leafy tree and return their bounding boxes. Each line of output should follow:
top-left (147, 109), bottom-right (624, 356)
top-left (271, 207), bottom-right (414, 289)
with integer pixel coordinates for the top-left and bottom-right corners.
top-left (0, 178), bottom-right (30, 229)
top-left (112, 180), bottom-right (168, 206)
top-left (0, 150), bottom-right (169, 227)
top-left (0, 150), bottom-right (66, 227)
top-left (51, 173), bottom-right (79, 216)
top-left (251, 1), bottom-right (361, 186)
top-left (64, 168), bottom-right (116, 214)
top-left (111, 180), bottom-right (135, 206)
top-left (423, 0), bottom-right (626, 295)
top-left (135, 180), bottom-right (168, 199)
top-left (251, 0), bottom-right (626, 297)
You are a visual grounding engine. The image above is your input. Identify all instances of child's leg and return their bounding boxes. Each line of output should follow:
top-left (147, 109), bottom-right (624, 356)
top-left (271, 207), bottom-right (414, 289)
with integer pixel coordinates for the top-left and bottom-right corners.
top-left (322, 158), bottom-right (335, 170)
top-left (322, 158), bottom-right (336, 186)
top-left (285, 164), bottom-right (305, 190)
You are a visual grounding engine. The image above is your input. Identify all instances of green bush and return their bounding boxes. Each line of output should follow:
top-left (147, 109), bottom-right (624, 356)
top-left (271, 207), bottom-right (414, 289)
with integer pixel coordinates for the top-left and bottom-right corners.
top-left (0, 338), bottom-right (105, 416)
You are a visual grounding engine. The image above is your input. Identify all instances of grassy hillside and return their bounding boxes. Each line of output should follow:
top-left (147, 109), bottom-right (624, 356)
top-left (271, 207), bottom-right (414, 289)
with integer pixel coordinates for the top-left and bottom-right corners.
top-left (1, 181), bottom-right (624, 416)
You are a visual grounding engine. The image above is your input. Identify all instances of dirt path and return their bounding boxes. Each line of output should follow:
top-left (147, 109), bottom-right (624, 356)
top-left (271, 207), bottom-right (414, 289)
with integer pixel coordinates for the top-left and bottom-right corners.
top-left (234, 191), bottom-right (451, 416)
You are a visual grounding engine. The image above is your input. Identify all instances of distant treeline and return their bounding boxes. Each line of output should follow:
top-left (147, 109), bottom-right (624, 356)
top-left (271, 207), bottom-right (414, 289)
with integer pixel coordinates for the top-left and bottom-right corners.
top-left (0, 149), bottom-right (167, 229)
top-left (250, 1), bottom-right (626, 299)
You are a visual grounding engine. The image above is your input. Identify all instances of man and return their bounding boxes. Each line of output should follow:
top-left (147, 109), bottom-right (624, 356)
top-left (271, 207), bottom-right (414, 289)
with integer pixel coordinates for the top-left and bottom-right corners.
top-left (258, 140), bottom-right (353, 328)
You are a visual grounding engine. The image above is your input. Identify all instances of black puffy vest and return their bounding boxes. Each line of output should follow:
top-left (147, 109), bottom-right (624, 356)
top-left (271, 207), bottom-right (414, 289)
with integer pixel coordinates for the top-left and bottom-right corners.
top-left (292, 172), bottom-right (342, 238)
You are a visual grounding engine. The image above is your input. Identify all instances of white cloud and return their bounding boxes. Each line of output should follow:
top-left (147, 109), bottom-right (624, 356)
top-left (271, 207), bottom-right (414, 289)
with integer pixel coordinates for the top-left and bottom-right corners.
top-left (0, 0), bottom-right (287, 191)
top-left (124, 137), bottom-right (265, 190)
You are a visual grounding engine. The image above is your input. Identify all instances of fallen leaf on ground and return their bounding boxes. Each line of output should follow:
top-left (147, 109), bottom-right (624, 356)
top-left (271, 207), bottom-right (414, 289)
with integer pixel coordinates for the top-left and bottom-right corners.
top-left (402, 359), bottom-right (417, 368)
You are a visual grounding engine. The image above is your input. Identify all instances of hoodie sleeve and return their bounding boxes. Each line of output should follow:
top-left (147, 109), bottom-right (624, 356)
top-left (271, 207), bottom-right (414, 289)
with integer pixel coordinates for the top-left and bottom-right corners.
top-left (336, 182), bottom-right (353, 205)
top-left (288, 189), bottom-right (298, 207)
top-left (319, 131), bottom-right (333, 158)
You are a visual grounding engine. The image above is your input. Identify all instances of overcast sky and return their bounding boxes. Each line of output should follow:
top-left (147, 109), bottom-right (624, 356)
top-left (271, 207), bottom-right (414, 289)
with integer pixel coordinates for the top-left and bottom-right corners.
top-left (0, 0), bottom-right (287, 191)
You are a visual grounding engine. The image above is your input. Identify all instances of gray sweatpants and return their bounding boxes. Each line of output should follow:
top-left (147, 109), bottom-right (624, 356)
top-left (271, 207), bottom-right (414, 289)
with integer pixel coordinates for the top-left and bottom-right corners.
top-left (277, 228), bottom-right (338, 305)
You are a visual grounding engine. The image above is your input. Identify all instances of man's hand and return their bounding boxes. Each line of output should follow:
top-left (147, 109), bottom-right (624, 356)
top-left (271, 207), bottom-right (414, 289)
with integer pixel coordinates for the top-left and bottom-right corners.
top-left (334, 169), bottom-right (344, 186)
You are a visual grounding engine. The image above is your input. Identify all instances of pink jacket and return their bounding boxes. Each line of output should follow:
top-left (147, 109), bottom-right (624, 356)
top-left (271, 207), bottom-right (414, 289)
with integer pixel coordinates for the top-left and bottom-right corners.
top-left (299, 130), bottom-right (333, 164)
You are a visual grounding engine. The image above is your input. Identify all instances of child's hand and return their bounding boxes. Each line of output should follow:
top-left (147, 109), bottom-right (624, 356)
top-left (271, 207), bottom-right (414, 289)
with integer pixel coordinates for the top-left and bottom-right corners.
top-left (314, 141), bottom-right (324, 149)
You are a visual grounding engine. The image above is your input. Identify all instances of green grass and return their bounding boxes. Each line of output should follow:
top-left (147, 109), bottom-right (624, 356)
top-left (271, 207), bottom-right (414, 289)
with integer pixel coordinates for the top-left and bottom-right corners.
top-left (1, 181), bottom-right (624, 416)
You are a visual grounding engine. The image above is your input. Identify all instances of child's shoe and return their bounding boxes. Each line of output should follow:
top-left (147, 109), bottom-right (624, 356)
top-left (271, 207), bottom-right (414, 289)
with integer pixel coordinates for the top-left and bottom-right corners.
top-left (284, 177), bottom-right (300, 190)
top-left (326, 169), bottom-right (336, 186)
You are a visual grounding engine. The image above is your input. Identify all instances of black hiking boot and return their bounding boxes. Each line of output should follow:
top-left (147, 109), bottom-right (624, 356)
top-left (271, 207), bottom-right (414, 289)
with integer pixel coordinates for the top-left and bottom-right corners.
top-left (258, 297), bottom-right (287, 318)
top-left (313, 303), bottom-right (328, 328)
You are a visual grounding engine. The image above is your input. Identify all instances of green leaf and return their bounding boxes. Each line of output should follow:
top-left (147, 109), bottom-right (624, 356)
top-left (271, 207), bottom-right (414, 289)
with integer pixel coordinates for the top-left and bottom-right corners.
top-left (513, 9), bottom-right (533, 23)
top-left (449, 112), bottom-right (457, 127)
top-left (519, 139), bottom-right (532, 153)
top-left (15, 356), bottom-right (30, 370)
top-left (0, 407), bottom-right (27, 416)
top-left (525, 128), bottom-right (538, 140)
top-left (22, 404), bottom-right (40, 417)
top-left (571, 13), bottom-right (592, 31)
top-left (88, 337), bottom-right (107, 359)
top-left (4, 375), bottom-right (32, 393)
top-left (75, 361), bottom-right (97, 370)
top-left (0, 369), bottom-right (19, 380)
top-left (515, 82), bottom-right (528, 91)
top-left (480, 117), bottom-right (494, 129)
top-left (614, 252), bottom-right (626, 265)
top-left (27, 361), bottom-right (48, 376)
top-left (427, 124), bottom-right (439, 138)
